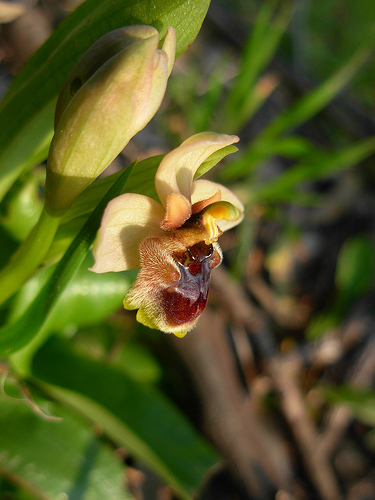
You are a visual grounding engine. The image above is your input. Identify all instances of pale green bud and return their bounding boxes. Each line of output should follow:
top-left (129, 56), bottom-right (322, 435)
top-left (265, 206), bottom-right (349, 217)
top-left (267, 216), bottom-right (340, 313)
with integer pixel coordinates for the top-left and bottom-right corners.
top-left (45, 25), bottom-right (176, 216)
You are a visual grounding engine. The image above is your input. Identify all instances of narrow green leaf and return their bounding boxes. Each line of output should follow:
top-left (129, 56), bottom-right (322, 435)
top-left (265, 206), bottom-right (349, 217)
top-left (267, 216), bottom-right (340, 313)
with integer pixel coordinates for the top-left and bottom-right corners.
top-left (220, 135), bottom-right (314, 180)
top-left (222, 30), bottom-right (375, 178)
top-left (260, 31), bottom-right (374, 141)
top-left (230, 217), bottom-right (255, 279)
top-left (307, 235), bottom-right (375, 340)
top-left (322, 385), bottom-right (375, 428)
top-left (0, 385), bottom-right (131, 499)
top-left (254, 136), bottom-right (375, 202)
top-left (61, 156), bottom-right (163, 227)
top-left (223, 0), bottom-right (291, 129)
top-left (9, 255), bottom-right (138, 376)
top-left (0, 164), bottom-right (134, 357)
top-left (32, 336), bottom-right (219, 499)
top-left (263, 136), bottom-right (314, 159)
top-left (0, 0), bottom-right (211, 200)
top-left (335, 235), bottom-right (375, 299)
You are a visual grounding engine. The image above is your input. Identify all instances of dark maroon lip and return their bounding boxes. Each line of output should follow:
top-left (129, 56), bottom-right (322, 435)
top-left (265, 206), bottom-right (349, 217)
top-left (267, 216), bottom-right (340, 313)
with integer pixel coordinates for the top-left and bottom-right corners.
top-left (161, 259), bottom-right (211, 327)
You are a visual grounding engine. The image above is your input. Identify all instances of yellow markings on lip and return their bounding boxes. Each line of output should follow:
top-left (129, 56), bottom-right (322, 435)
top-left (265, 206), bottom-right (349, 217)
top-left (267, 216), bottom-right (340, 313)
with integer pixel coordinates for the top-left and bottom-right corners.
top-left (201, 213), bottom-right (220, 245)
top-left (172, 330), bottom-right (187, 338)
top-left (204, 201), bottom-right (241, 221)
top-left (200, 201), bottom-right (240, 245)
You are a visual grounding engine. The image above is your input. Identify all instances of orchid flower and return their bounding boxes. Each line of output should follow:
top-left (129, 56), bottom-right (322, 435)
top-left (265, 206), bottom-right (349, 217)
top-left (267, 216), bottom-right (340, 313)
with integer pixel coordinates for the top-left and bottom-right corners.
top-left (91, 132), bottom-right (244, 337)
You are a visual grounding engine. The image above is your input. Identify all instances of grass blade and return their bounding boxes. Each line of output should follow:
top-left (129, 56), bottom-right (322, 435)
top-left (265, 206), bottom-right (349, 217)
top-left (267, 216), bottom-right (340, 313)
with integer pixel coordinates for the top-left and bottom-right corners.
top-left (223, 0), bottom-right (291, 130)
top-left (222, 27), bottom-right (375, 179)
top-left (254, 136), bottom-right (375, 202)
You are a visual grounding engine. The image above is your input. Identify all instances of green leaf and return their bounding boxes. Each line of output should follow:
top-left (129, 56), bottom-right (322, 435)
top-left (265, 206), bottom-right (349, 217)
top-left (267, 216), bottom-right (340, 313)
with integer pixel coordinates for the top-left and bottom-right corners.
top-left (0, 170), bottom-right (44, 242)
top-left (0, 383), bottom-right (131, 499)
top-left (223, 0), bottom-right (291, 130)
top-left (0, 227), bottom-right (18, 275)
top-left (322, 385), bottom-right (375, 428)
top-left (0, 164), bottom-right (134, 357)
top-left (221, 135), bottom-right (314, 180)
top-left (32, 336), bottom-right (219, 499)
top-left (0, 0), bottom-right (211, 201)
top-left (222, 30), bottom-right (375, 178)
top-left (9, 255), bottom-right (138, 376)
top-left (253, 136), bottom-right (375, 203)
top-left (335, 235), bottom-right (375, 299)
top-left (114, 341), bottom-right (162, 384)
top-left (61, 156), bottom-right (163, 227)
top-left (261, 32), bottom-right (374, 140)
top-left (230, 217), bottom-right (255, 279)
top-left (307, 235), bottom-right (375, 340)
top-left (44, 257), bottom-right (136, 333)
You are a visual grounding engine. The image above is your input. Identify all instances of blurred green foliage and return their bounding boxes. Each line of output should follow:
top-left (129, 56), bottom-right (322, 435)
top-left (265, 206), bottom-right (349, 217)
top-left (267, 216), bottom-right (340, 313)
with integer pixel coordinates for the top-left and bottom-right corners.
top-left (295, 0), bottom-right (375, 110)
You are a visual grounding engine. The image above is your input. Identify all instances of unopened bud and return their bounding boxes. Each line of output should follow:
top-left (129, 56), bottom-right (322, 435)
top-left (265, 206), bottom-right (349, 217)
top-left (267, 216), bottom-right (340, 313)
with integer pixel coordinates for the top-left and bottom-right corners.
top-left (45, 25), bottom-right (176, 216)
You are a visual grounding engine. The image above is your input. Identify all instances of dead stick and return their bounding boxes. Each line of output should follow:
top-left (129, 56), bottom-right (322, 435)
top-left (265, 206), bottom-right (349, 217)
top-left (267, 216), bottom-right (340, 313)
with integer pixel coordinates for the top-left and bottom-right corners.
top-left (268, 355), bottom-right (343, 500)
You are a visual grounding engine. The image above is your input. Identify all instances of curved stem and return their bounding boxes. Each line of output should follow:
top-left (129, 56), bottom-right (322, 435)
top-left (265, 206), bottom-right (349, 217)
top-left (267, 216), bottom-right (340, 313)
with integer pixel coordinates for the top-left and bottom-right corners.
top-left (0, 206), bottom-right (61, 305)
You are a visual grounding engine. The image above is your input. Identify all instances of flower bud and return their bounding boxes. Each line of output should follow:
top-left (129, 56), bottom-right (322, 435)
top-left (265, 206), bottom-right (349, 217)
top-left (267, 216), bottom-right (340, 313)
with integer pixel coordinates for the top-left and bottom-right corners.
top-left (45, 25), bottom-right (176, 216)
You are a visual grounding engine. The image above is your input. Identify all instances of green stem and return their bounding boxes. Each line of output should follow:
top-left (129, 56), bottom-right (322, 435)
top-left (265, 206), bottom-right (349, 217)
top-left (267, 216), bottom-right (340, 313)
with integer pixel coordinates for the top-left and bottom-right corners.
top-left (0, 206), bottom-right (61, 305)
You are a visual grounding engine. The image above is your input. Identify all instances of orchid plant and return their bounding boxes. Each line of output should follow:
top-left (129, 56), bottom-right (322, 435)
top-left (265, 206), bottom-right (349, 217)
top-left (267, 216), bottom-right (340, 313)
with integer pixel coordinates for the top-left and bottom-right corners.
top-left (0, 0), bottom-right (246, 495)
top-left (47, 23), bottom-right (243, 338)
top-left (91, 132), bottom-right (244, 336)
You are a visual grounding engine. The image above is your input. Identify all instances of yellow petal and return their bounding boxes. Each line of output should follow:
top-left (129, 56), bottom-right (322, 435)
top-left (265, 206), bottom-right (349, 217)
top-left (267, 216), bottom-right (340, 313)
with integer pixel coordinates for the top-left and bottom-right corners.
top-left (155, 132), bottom-right (239, 212)
top-left (90, 193), bottom-right (165, 273)
top-left (191, 179), bottom-right (244, 231)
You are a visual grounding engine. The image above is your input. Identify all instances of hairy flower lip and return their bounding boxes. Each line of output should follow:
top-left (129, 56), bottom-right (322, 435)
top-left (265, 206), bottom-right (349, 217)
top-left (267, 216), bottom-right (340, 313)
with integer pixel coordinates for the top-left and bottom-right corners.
top-left (91, 131), bottom-right (244, 336)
